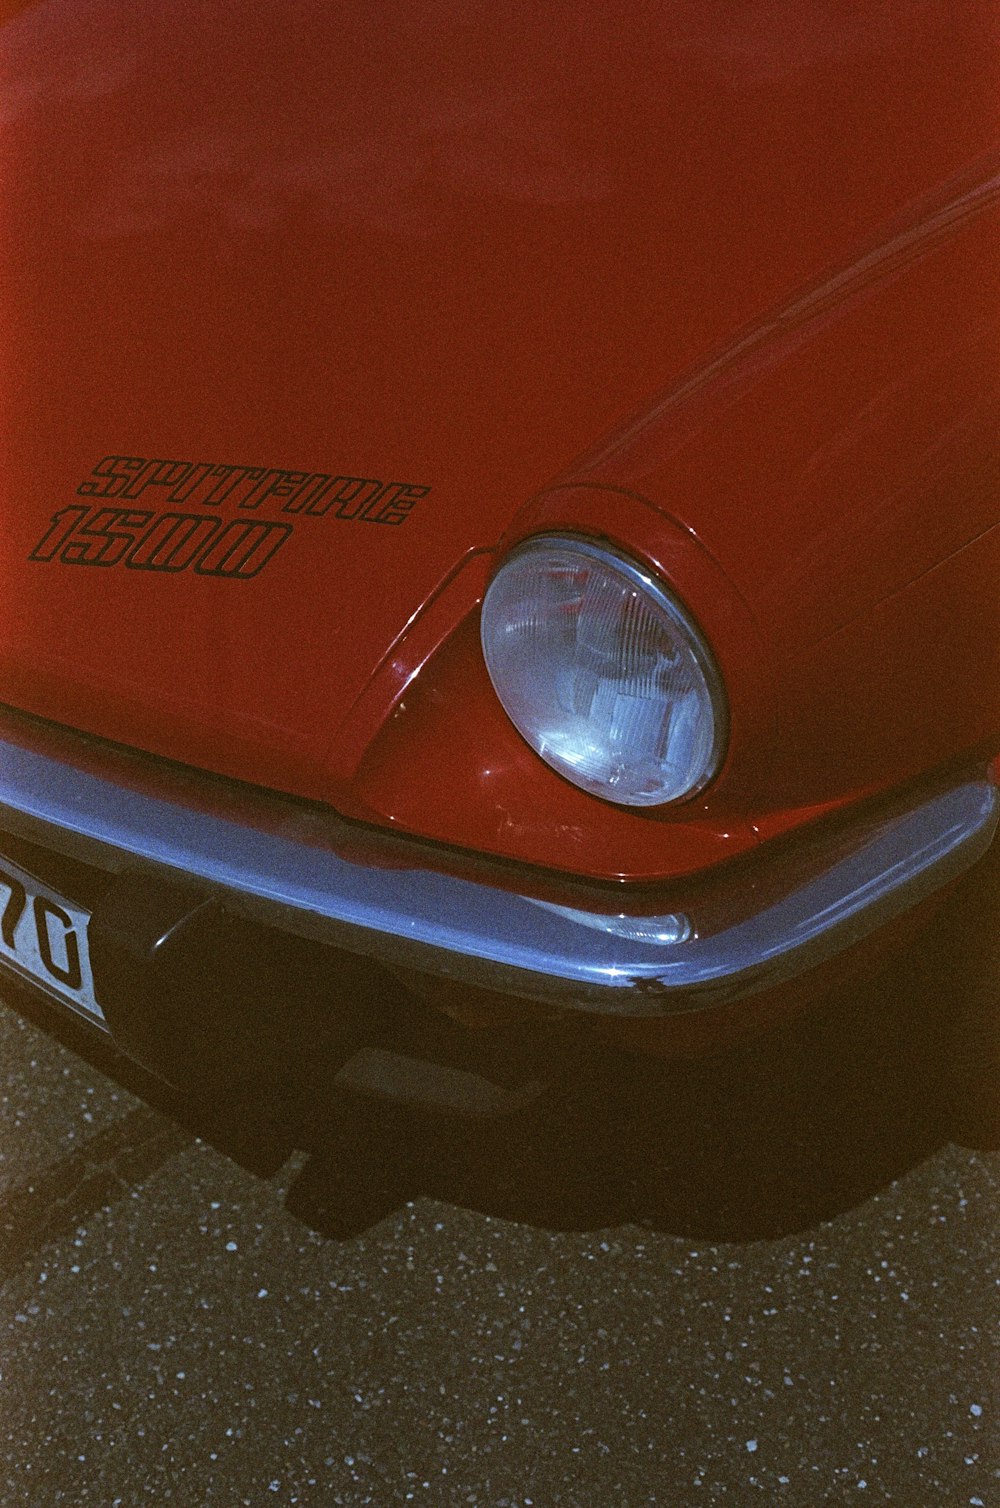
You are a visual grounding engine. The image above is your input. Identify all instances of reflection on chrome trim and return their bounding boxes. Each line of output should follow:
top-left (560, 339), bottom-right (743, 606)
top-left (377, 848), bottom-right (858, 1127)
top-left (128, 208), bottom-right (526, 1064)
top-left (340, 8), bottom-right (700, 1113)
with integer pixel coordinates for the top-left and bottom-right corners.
top-left (0, 729), bottom-right (994, 1018)
top-left (527, 901), bottom-right (693, 947)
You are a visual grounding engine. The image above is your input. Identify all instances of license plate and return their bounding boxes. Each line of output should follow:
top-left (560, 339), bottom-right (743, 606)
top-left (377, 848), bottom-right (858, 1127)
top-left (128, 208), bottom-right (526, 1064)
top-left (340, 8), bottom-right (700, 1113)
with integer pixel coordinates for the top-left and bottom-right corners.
top-left (0, 854), bottom-right (104, 1025)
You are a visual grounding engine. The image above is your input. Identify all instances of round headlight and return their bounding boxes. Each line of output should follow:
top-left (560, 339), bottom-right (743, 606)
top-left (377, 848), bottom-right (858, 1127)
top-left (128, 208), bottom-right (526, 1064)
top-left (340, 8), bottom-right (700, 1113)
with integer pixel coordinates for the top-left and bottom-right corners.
top-left (480, 535), bottom-right (727, 807)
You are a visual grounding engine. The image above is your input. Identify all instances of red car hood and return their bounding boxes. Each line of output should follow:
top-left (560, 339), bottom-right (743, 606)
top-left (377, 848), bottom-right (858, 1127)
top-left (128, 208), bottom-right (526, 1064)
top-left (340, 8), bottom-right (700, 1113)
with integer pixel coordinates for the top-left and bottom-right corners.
top-left (0, 0), bottom-right (993, 803)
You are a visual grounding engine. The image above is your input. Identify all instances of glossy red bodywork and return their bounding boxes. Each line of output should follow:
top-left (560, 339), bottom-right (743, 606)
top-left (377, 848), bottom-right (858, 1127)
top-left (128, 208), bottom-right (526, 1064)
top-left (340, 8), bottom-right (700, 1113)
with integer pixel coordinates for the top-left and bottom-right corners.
top-left (1, 0), bottom-right (997, 883)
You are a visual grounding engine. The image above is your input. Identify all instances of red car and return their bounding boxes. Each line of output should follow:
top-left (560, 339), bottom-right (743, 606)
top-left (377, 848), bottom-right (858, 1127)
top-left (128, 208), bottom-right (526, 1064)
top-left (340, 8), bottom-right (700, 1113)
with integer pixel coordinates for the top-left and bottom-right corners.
top-left (0, 1), bottom-right (997, 1115)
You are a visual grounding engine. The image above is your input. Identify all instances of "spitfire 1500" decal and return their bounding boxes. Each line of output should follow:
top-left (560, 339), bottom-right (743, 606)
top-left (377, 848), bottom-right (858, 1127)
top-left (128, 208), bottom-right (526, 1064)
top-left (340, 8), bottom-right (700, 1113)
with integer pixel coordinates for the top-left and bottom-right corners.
top-left (28, 455), bottom-right (431, 580)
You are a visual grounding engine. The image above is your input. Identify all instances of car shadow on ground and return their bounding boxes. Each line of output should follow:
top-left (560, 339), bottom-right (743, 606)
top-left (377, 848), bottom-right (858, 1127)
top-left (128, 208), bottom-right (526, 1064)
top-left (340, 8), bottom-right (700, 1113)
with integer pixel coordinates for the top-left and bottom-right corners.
top-left (8, 847), bottom-right (998, 1247)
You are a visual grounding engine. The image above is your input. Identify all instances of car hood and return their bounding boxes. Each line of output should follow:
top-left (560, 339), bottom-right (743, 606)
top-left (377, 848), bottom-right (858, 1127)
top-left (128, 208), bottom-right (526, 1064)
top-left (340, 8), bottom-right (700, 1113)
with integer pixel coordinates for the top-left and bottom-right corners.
top-left (0, 0), bottom-right (993, 804)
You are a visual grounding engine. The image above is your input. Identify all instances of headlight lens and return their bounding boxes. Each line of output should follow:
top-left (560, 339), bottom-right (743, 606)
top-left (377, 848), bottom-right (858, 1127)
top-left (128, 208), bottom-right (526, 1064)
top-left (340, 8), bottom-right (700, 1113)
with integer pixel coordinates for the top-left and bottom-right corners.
top-left (480, 535), bottom-right (727, 807)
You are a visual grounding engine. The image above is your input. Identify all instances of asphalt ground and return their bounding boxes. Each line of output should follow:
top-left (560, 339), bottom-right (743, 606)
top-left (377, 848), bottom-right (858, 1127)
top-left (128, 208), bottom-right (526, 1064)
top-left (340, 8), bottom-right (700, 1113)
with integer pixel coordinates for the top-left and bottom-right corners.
top-left (0, 850), bottom-right (997, 1506)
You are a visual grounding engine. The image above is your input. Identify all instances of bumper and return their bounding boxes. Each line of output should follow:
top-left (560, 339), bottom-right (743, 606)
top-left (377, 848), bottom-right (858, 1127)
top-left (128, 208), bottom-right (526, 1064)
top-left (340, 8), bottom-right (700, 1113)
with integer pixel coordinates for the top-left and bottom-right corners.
top-left (0, 708), bottom-right (996, 1022)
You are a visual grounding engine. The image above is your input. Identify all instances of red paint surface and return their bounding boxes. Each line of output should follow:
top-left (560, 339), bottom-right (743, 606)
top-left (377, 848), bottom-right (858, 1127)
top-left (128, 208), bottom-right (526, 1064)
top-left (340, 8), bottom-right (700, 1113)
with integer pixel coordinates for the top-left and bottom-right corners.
top-left (0, 0), bottom-right (997, 881)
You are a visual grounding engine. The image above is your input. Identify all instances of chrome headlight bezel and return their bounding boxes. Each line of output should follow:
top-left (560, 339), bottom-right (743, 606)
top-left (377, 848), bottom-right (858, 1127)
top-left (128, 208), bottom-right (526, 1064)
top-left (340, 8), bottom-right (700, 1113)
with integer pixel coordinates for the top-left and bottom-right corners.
top-left (480, 534), bottom-right (729, 809)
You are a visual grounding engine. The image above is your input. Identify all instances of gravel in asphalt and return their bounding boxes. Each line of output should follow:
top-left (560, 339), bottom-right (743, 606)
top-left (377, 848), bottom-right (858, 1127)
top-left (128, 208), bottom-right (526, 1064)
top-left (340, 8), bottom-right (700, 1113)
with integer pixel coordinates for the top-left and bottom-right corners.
top-left (0, 854), bottom-right (997, 1506)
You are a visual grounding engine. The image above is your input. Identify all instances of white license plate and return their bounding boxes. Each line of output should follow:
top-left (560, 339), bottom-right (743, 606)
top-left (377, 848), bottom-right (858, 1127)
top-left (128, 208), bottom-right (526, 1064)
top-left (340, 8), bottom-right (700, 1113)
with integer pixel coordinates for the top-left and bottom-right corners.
top-left (0, 854), bottom-right (104, 1024)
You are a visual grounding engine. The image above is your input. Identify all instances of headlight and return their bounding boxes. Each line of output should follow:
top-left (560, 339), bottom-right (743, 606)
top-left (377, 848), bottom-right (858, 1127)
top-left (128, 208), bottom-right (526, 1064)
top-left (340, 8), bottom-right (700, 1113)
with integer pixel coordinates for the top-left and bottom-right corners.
top-left (480, 535), bottom-right (727, 807)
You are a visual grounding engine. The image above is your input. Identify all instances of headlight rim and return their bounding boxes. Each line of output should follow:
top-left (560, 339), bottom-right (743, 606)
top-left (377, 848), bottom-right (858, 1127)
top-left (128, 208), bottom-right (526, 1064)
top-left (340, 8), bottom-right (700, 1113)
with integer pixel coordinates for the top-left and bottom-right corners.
top-left (480, 530), bottom-right (730, 809)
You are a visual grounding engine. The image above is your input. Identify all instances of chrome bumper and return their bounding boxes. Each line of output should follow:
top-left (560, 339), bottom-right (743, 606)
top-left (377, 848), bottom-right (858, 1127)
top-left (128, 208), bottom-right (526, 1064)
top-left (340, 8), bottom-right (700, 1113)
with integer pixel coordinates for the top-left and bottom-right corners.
top-left (0, 713), bottom-right (995, 1018)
